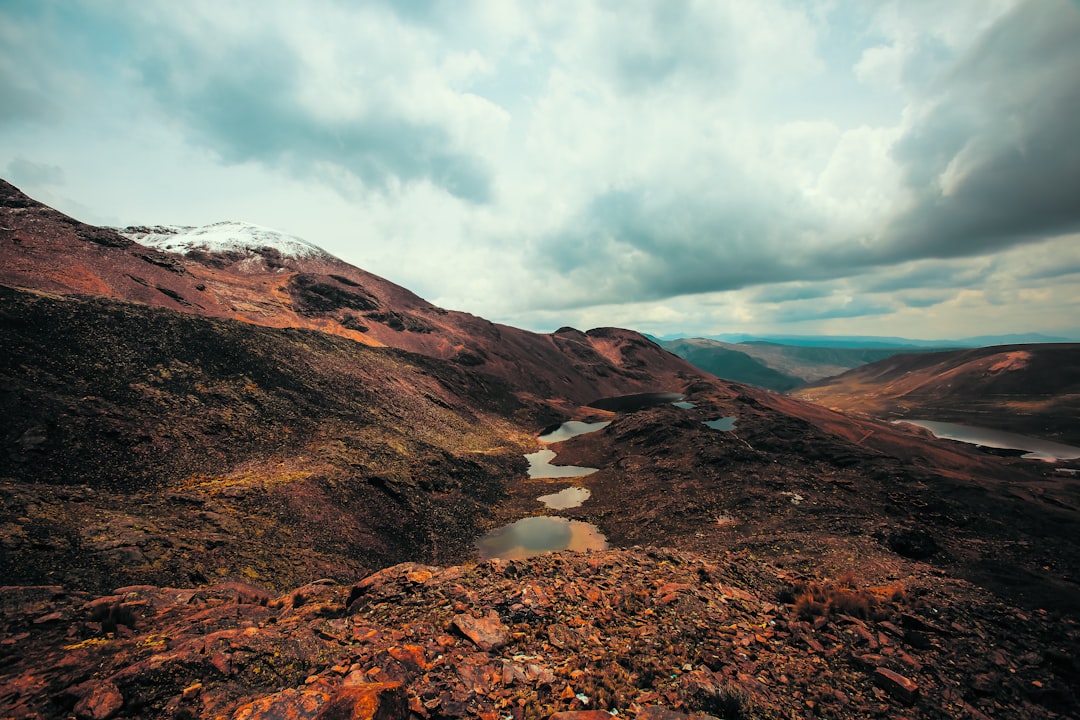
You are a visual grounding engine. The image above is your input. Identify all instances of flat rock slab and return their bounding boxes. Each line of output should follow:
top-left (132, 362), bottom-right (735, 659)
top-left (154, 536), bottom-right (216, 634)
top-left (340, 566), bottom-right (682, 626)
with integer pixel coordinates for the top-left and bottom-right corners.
top-left (452, 610), bottom-right (509, 651)
top-left (874, 667), bottom-right (919, 705)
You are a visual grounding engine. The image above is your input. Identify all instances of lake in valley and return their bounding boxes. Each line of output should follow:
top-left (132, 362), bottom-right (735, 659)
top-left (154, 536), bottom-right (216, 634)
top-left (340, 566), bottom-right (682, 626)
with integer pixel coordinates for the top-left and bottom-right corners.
top-left (896, 420), bottom-right (1080, 461)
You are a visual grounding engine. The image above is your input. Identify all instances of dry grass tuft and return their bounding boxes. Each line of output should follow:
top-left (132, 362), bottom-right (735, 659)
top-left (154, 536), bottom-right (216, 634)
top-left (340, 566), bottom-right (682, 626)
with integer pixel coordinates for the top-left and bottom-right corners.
top-left (782, 574), bottom-right (905, 620)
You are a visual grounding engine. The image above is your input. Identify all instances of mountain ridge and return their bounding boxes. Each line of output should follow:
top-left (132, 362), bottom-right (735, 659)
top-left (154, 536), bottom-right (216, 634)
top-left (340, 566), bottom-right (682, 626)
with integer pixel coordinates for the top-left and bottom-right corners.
top-left (118, 221), bottom-right (333, 260)
top-left (0, 178), bottom-right (701, 410)
top-left (794, 343), bottom-right (1080, 446)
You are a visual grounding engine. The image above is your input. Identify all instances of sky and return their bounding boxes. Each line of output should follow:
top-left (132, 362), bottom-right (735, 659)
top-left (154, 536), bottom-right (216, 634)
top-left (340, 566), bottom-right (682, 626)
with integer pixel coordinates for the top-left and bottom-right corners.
top-left (2, 0), bottom-right (1080, 340)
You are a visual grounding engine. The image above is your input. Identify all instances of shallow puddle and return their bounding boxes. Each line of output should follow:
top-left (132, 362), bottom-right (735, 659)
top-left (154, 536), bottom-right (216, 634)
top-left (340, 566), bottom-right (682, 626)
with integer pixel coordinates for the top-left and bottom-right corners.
top-left (539, 420), bottom-right (611, 443)
top-left (525, 449), bottom-right (598, 479)
top-left (476, 517), bottom-right (608, 560)
top-left (537, 486), bottom-right (591, 509)
top-left (704, 416), bottom-right (737, 431)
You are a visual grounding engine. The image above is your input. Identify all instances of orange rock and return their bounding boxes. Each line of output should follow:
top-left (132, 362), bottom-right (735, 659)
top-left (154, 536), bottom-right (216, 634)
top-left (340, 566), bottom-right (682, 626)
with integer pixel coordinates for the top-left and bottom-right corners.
top-left (72, 681), bottom-right (123, 720)
top-left (314, 683), bottom-right (408, 720)
top-left (452, 611), bottom-right (509, 651)
top-left (405, 570), bottom-right (433, 584)
top-left (636, 708), bottom-right (693, 720)
top-left (387, 644), bottom-right (427, 670)
top-left (873, 667), bottom-right (919, 705)
top-left (232, 688), bottom-right (333, 720)
top-left (549, 712), bottom-right (613, 720)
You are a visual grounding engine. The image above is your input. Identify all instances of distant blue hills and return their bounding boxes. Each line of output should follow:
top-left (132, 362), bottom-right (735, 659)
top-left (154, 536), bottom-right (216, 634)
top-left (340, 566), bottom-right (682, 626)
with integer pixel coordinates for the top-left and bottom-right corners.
top-left (646, 331), bottom-right (1079, 392)
top-left (649, 332), bottom-right (1076, 349)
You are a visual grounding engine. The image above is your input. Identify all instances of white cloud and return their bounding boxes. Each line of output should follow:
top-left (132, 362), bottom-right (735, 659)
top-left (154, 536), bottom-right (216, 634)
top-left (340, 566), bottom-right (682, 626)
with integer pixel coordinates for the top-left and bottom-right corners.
top-left (0, 0), bottom-right (1077, 341)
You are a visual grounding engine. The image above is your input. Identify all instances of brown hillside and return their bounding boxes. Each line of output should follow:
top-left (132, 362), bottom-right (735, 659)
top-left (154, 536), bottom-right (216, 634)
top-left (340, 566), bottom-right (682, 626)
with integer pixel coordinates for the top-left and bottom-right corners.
top-left (1, 179), bottom-right (700, 411)
top-left (794, 344), bottom-right (1080, 445)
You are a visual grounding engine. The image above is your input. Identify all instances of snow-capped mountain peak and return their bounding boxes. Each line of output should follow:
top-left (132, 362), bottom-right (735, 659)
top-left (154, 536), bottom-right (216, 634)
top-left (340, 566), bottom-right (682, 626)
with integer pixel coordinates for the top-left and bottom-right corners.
top-left (119, 221), bottom-right (331, 260)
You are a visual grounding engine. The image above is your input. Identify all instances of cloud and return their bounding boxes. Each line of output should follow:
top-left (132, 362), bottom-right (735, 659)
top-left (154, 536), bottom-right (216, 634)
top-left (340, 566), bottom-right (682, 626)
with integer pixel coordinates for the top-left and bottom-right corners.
top-left (0, 8), bottom-right (63, 126)
top-left (6, 157), bottom-right (65, 186)
top-left (766, 297), bottom-right (896, 324)
top-left (749, 283), bottom-right (837, 303)
top-left (123, 1), bottom-right (499, 203)
top-left (1, 0), bottom-right (1077, 341)
top-left (880, 0), bottom-right (1080, 261)
top-left (860, 259), bottom-right (995, 293)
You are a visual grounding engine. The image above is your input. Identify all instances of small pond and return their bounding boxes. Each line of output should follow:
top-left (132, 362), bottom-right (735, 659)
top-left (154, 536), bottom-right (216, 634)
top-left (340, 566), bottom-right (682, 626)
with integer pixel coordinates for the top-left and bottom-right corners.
top-left (896, 420), bottom-right (1080, 461)
top-left (476, 516), bottom-right (608, 560)
top-left (704, 416), bottom-right (737, 431)
top-left (537, 486), bottom-right (591, 509)
top-left (671, 401), bottom-right (696, 409)
top-left (525, 449), bottom-right (599, 478)
top-left (539, 420), bottom-right (611, 443)
top-left (587, 392), bottom-right (686, 412)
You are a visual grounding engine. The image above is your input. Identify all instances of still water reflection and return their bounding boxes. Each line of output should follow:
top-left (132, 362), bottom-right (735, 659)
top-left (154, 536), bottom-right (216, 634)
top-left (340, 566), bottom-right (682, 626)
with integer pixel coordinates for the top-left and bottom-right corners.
top-left (476, 517), bottom-right (608, 560)
top-left (525, 449), bottom-right (598, 479)
top-left (704, 416), bottom-right (737, 431)
top-left (538, 421), bottom-right (611, 443)
top-left (896, 420), bottom-right (1080, 461)
top-left (537, 486), bottom-right (591, 509)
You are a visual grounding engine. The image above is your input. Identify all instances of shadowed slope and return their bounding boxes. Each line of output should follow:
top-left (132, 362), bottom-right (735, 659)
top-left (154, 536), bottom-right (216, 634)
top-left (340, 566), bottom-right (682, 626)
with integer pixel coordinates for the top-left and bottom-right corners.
top-left (0, 285), bottom-right (528, 591)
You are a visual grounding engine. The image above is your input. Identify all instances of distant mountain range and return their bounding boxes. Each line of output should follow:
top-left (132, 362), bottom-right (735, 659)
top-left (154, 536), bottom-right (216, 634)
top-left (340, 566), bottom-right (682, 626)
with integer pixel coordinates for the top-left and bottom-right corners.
top-left (651, 331), bottom-right (1079, 392)
top-left (649, 336), bottom-right (943, 391)
top-left (795, 343), bottom-right (1080, 446)
top-left (653, 331), bottom-right (1077, 348)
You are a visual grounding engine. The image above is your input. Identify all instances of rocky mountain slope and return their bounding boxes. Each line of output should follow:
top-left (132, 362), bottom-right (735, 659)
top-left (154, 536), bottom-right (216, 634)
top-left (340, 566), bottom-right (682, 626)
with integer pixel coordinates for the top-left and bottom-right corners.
top-left (794, 344), bottom-right (1080, 445)
top-left (2, 180), bottom-right (1079, 719)
top-left (2, 179), bottom-right (697, 412)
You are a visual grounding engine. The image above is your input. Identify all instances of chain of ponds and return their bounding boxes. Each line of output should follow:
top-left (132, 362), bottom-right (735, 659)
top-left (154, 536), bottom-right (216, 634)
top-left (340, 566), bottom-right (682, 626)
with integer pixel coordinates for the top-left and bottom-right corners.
top-left (476, 394), bottom-right (737, 560)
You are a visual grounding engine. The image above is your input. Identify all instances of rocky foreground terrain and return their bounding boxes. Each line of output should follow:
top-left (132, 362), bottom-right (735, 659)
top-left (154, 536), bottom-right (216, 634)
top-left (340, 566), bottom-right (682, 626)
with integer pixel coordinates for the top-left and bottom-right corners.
top-left (2, 180), bottom-right (1079, 718)
top-left (4, 547), bottom-right (1078, 720)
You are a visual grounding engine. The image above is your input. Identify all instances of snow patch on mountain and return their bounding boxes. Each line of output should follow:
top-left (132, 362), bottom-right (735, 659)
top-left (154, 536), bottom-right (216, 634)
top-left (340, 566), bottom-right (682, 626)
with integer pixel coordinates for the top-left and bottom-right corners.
top-left (119, 221), bottom-right (331, 260)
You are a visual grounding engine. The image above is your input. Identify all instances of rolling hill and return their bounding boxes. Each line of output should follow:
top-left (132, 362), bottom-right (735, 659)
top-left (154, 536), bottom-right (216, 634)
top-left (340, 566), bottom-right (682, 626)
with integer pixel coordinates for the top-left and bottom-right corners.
top-left (795, 344), bottom-right (1080, 446)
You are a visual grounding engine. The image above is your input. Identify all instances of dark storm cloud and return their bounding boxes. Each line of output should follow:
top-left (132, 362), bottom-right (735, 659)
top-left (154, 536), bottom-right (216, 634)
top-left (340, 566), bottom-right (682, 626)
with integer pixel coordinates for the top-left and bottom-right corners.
top-left (750, 284), bottom-right (836, 303)
top-left (538, 1), bottom-right (1080, 313)
top-left (540, 187), bottom-right (837, 307)
top-left (881, 0), bottom-right (1080, 261)
top-left (860, 262), bottom-right (993, 293)
top-left (137, 22), bottom-right (491, 203)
